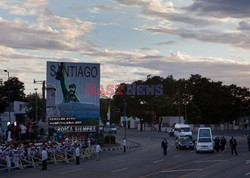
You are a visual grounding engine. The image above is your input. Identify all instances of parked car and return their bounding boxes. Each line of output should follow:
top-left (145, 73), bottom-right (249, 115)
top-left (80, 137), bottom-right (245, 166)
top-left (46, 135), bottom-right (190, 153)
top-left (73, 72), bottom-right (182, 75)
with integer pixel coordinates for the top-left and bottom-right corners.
top-left (176, 136), bottom-right (194, 149)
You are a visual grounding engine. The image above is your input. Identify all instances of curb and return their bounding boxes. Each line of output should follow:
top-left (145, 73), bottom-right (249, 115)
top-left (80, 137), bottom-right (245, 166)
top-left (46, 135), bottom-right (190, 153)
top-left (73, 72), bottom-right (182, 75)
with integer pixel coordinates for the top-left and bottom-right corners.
top-left (102, 146), bottom-right (132, 151)
top-left (102, 140), bottom-right (140, 151)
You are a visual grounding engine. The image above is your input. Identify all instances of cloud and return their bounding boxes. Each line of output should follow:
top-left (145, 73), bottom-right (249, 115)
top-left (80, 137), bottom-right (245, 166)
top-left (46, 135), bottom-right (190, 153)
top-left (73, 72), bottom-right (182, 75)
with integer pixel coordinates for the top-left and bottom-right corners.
top-left (0, 0), bottom-right (47, 16)
top-left (0, 45), bottom-right (82, 93)
top-left (144, 25), bottom-right (250, 50)
top-left (81, 46), bottom-right (250, 87)
top-left (155, 40), bottom-right (176, 45)
top-left (0, 16), bottom-right (94, 51)
top-left (186, 0), bottom-right (250, 19)
top-left (238, 21), bottom-right (250, 31)
top-left (115, 0), bottom-right (218, 26)
top-left (88, 5), bottom-right (122, 13)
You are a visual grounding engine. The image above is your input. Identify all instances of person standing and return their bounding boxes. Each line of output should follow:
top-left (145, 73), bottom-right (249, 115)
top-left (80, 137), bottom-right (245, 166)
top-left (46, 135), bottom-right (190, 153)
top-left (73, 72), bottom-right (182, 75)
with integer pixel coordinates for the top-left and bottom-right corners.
top-left (247, 135), bottom-right (250, 151)
top-left (221, 136), bottom-right (227, 151)
top-left (95, 143), bottom-right (101, 161)
top-left (230, 136), bottom-right (238, 156)
top-left (161, 138), bottom-right (168, 155)
top-left (41, 147), bottom-right (48, 170)
top-left (123, 138), bottom-right (127, 153)
top-left (214, 137), bottom-right (220, 152)
top-left (20, 123), bottom-right (27, 141)
top-left (75, 145), bottom-right (80, 165)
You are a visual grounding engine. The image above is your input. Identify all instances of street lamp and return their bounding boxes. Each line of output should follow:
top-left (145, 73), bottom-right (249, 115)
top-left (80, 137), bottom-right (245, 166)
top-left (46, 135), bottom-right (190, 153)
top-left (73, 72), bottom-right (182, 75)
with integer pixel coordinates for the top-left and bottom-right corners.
top-left (34, 79), bottom-right (46, 122)
top-left (4, 70), bottom-right (11, 123)
top-left (123, 99), bottom-right (127, 139)
top-left (34, 88), bottom-right (38, 122)
top-left (184, 103), bottom-right (187, 124)
top-left (178, 90), bottom-right (181, 123)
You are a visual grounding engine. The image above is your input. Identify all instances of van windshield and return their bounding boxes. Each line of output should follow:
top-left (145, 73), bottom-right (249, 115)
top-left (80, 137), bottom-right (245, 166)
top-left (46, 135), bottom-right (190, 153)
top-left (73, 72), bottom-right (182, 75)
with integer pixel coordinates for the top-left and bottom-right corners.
top-left (198, 138), bottom-right (212, 143)
top-left (181, 128), bottom-right (190, 132)
top-left (199, 129), bottom-right (211, 137)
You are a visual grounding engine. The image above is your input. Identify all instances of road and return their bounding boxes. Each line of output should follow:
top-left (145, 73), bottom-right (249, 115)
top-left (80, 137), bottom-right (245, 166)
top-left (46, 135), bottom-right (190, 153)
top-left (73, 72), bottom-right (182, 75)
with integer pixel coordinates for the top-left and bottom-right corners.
top-left (1, 129), bottom-right (249, 178)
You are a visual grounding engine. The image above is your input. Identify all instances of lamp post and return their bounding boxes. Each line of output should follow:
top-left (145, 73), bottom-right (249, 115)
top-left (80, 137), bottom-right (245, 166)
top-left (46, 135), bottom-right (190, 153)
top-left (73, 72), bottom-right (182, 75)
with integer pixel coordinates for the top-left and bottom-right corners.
top-left (34, 88), bottom-right (38, 122)
top-left (34, 80), bottom-right (46, 122)
top-left (184, 103), bottom-right (187, 124)
top-left (4, 70), bottom-right (11, 123)
top-left (178, 90), bottom-right (181, 123)
top-left (123, 99), bottom-right (127, 139)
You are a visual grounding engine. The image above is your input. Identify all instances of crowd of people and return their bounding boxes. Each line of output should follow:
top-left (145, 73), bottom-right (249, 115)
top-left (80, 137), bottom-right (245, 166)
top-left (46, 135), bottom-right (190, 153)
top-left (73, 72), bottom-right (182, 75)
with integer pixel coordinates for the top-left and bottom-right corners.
top-left (0, 135), bottom-right (101, 172)
top-left (1, 122), bottom-right (40, 142)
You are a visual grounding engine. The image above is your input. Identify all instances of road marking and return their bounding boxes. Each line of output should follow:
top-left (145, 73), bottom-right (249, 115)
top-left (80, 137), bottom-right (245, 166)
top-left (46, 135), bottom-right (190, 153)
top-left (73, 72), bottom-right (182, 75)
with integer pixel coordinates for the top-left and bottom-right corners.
top-left (161, 169), bottom-right (202, 173)
top-left (195, 160), bottom-right (228, 163)
top-left (246, 160), bottom-right (250, 164)
top-left (153, 159), bottom-right (164, 164)
top-left (111, 167), bottom-right (128, 173)
top-left (110, 160), bottom-right (125, 164)
top-left (177, 157), bottom-right (236, 178)
top-left (175, 155), bottom-right (182, 158)
top-left (190, 151), bottom-right (195, 153)
top-left (245, 172), bottom-right (250, 176)
top-left (139, 153), bottom-right (226, 178)
top-left (60, 168), bottom-right (83, 174)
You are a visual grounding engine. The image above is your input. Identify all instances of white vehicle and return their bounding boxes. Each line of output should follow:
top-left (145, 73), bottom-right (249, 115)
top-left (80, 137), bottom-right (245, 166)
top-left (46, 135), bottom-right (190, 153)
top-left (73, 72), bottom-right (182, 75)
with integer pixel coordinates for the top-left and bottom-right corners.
top-left (174, 124), bottom-right (192, 139)
top-left (196, 127), bottom-right (214, 153)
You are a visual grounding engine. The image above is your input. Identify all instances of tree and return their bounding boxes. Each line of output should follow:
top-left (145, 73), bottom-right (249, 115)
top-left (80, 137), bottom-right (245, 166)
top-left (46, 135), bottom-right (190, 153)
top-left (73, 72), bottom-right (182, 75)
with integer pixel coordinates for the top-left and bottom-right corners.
top-left (113, 74), bottom-right (250, 125)
top-left (26, 93), bottom-right (43, 122)
top-left (0, 80), bottom-right (8, 113)
top-left (3, 77), bottom-right (26, 102)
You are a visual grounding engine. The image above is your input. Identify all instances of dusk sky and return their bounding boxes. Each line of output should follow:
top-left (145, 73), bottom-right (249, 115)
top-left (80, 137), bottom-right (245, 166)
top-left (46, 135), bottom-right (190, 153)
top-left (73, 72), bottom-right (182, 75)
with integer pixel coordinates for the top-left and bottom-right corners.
top-left (1, 0), bottom-right (250, 94)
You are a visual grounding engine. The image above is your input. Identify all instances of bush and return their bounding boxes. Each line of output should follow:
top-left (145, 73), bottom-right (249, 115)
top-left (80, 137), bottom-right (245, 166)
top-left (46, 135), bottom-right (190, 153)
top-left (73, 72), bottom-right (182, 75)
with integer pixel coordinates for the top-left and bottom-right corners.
top-left (104, 135), bottom-right (116, 144)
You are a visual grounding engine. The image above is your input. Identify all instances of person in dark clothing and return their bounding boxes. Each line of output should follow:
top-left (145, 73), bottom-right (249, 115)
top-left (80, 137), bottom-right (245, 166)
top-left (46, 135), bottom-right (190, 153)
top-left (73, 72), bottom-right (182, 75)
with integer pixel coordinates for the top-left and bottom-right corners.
top-left (161, 138), bottom-right (168, 155)
top-left (230, 136), bottom-right (238, 156)
top-left (220, 136), bottom-right (227, 151)
top-left (55, 62), bottom-right (80, 103)
top-left (214, 137), bottom-right (220, 152)
top-left (247, 135), bottom-right (250, 151)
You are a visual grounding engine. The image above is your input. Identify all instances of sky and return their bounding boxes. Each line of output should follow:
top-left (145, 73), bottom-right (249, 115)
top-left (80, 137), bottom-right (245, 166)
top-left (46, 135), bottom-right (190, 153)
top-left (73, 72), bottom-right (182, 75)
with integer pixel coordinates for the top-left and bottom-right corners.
top-left (1, 0), bottom-right (250, 95)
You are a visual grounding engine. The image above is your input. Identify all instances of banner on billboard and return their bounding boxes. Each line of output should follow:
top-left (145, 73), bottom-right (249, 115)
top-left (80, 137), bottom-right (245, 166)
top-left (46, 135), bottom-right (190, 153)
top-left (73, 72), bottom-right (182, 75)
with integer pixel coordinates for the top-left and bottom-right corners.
top-left (46, 61), bottom-right (100, 132)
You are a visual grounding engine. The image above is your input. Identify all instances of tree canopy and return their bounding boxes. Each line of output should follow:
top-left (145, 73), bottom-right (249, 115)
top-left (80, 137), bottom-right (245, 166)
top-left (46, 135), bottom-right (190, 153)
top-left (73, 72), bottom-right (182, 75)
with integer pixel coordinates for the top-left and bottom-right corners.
top-left (0, 77), bottom-right (26, 114)
top-left (112, 74), bottom-right (250, 124)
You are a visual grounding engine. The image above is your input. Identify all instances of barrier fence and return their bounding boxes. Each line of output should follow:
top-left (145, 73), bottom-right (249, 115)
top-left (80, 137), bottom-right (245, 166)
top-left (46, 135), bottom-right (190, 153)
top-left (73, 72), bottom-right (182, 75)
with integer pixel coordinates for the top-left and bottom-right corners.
top-left (0, 146), bottom-right (96, 173)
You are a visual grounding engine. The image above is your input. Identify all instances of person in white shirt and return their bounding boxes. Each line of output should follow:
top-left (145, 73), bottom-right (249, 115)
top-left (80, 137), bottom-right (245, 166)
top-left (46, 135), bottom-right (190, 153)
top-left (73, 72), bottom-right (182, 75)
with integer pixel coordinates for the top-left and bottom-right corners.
top-left (123, 138), bottom-right (127, 152)
top-left (41, 147), bottom-right (48, 170)
top-left (20, 123), bottom-right (27, 141)
top-left (75, 145), bottom-right (80, 165)
top-left (95, 143), bottom-right (101, 161)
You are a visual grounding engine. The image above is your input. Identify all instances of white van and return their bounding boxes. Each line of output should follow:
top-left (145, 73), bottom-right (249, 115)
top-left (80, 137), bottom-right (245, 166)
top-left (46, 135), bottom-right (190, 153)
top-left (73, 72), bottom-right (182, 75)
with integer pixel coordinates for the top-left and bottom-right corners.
top-left (196, 127), bottom-right (214, 153)
top-left (174, 124), bottom-right (192, 139)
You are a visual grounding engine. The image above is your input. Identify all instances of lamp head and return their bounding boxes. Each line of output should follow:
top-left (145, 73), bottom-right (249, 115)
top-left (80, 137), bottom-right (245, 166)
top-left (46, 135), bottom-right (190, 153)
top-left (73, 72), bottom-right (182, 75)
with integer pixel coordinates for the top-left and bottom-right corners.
top-left (4, 70), bottom-right (8, 73)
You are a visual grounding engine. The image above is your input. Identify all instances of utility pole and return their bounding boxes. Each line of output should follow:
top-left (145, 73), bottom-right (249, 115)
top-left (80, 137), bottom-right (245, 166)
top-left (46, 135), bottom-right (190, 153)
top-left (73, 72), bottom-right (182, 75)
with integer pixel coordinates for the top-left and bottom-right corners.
top-left (35, 88), bottom-right (38, 122)
top-left (123, 99), bottom-right (126, 139)
top-left (178, 90), bottom-right (181, 123)
top-left (185, 104), bottom-right (187, 124)
top-left (34, 80), bottom-right (46, 122)
top-left (4, 70), bottom-right (11, 123)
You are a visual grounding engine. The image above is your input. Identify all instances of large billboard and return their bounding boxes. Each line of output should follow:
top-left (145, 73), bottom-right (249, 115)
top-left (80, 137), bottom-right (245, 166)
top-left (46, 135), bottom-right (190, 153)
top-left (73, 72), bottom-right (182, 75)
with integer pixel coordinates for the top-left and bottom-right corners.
top-left (46, 61), bottom-right (100, 132)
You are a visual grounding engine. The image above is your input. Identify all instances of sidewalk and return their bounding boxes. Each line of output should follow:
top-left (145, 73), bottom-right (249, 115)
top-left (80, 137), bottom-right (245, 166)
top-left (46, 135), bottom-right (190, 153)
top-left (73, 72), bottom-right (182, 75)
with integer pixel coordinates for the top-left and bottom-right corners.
top-left (102, 139), bottom-right (139, 151)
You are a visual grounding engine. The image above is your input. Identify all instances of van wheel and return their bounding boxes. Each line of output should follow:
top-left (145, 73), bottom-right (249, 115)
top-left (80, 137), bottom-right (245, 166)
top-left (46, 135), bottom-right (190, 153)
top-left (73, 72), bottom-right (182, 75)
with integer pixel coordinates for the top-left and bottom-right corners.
top-left (196, 150), bottom-right (199, 153)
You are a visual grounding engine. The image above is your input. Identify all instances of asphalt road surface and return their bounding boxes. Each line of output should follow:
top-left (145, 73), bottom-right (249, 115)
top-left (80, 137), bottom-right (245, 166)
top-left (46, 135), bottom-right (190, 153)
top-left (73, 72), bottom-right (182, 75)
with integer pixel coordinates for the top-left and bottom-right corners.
top-left (1, 129), bottom-right (249, 178)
